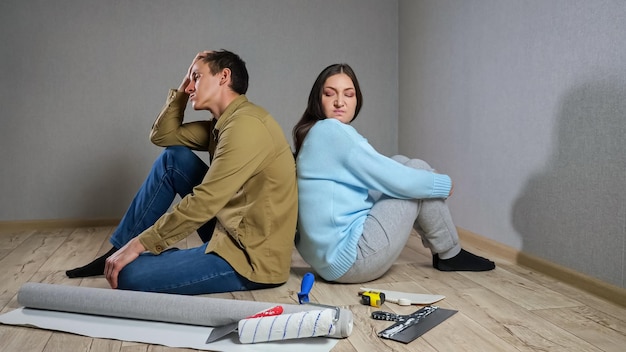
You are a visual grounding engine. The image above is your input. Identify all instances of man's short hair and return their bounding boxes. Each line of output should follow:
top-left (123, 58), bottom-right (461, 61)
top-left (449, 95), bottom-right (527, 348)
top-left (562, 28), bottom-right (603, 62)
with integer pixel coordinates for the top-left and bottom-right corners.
top-left (203, 50), bottom-right (249, 95)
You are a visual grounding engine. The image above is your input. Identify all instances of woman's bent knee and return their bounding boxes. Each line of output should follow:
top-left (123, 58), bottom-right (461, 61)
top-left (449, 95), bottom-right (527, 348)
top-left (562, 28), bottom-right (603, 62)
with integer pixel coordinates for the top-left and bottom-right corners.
top-left (392, 155), bottom-right (432, 170)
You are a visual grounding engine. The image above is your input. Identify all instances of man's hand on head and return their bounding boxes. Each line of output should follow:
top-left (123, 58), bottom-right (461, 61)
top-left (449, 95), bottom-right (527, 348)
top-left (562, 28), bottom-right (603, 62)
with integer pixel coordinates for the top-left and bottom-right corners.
top-left (178, 50), bottom-right (213, 92)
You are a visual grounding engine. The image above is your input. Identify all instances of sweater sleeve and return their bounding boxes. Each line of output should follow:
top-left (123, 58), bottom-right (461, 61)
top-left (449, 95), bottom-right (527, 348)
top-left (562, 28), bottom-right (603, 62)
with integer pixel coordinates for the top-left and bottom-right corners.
top-left (321, 120), bottom-right (451, 200)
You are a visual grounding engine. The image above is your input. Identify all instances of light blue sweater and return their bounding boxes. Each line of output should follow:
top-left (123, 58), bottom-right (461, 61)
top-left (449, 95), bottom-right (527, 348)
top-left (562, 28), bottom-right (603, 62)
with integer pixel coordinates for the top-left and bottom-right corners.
top-left (295, 118), bottom-right (452, 281)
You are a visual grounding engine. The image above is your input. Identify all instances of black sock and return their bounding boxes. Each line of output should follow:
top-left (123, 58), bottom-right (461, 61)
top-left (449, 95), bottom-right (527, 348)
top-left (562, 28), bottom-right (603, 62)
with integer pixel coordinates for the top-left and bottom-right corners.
top-left (66, 247), bottom-right (117, 278)
top-left (433, 249), bottom-right (495, 272)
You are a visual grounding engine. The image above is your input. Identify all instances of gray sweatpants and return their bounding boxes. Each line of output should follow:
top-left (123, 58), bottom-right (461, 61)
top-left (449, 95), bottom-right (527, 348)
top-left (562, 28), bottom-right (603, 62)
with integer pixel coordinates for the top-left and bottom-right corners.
top-left (335, 155), bottom-right (461, 283)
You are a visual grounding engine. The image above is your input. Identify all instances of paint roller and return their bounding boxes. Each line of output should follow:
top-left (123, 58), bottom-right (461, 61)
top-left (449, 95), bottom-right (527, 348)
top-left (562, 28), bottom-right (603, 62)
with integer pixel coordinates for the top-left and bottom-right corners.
top-left (237, 308), bottom-right (340, 343)
top-left (237, 273), bottom-right (354, 344)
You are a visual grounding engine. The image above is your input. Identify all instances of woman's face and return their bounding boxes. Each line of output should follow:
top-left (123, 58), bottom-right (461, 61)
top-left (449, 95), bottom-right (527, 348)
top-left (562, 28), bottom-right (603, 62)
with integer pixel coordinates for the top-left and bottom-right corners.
top-left (321, 73), bottom-right (357, 124)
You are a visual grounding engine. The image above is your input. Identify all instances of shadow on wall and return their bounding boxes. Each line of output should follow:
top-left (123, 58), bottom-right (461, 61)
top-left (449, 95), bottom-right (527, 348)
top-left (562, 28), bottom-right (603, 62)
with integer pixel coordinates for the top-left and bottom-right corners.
top-left (512, 78), bottom-right (626, 288)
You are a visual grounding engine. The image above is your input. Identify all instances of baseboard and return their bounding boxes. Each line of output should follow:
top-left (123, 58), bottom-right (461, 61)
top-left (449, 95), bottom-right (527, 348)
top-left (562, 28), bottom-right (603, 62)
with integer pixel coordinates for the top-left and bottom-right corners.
top-left (458, 227), bottom-right (626, 308)
top-left (0, 218), bottom-right (120, 231)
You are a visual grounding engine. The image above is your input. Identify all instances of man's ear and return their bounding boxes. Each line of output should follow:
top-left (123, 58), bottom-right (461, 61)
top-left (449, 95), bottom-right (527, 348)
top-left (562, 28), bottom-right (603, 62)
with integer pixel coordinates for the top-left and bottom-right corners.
top-left (219, 68), bottom-right (231, 86)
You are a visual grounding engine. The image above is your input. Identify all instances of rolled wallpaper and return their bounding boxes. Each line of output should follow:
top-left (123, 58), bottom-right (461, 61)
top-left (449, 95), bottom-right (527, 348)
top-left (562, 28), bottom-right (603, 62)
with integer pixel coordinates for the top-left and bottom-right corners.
top-left (16, 283), bottom-right (353, 339)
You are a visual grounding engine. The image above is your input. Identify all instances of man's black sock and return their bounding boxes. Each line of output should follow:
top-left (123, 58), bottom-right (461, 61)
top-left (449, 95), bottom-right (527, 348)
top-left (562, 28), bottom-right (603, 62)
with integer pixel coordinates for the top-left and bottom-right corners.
top-left (433, 249), bottom-right (495, 272)
top-left (66, 247), bottom-right (117, 278)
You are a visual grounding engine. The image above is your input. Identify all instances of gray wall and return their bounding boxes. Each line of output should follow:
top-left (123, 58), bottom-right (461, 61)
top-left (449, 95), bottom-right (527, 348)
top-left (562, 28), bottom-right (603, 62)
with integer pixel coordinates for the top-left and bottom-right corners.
top-left (0, 0), bottom-right (398, 220)
top-left (399, 0), bottom-right (625, 288)
top-left (3, 0), bottom-right (624, 290)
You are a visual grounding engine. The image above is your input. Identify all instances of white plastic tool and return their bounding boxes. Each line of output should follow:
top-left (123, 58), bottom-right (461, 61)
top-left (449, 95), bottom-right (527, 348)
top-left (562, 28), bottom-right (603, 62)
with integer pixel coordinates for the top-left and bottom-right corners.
top-left (387, 297), bottom-right (412, 306)
top-left (359, 287), bottom-right (444, 305)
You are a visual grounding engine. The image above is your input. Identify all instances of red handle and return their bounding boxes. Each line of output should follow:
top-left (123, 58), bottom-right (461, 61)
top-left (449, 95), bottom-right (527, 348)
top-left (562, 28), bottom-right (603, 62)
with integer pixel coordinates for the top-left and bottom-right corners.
top-left (247, 305), bottom-right (283, 319)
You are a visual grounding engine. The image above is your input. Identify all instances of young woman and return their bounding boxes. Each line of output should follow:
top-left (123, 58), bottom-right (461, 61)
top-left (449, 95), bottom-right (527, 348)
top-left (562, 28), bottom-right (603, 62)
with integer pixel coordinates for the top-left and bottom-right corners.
top-left (293, 63), bottom-right (494, 283)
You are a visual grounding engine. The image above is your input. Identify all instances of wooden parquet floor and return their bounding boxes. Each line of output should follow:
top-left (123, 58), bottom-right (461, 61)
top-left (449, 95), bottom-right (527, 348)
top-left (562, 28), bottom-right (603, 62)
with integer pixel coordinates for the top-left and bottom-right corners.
top-left (0, 226), bottom-right (625, 351)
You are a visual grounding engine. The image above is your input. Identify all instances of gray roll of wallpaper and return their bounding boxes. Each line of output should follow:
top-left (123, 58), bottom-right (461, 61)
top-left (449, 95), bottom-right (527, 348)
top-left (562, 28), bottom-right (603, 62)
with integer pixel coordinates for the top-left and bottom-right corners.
top-left (17, 283), bottom-right (352, 339)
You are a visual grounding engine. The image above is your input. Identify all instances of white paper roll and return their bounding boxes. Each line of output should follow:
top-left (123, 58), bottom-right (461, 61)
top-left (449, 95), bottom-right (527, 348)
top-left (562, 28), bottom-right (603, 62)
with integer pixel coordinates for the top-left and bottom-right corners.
top-left (238, 309), bottom-right (337, 344)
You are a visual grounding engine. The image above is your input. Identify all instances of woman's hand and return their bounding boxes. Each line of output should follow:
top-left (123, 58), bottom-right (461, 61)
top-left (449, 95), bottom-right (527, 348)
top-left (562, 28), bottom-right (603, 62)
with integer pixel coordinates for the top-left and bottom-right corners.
top-left (105, 238), bottom-right (146, 289)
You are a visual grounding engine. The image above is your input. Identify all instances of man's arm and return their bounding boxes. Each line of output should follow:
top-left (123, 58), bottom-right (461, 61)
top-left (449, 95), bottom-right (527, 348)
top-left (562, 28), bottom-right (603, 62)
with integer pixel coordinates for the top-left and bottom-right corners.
top-left (149, 90), bottom-right (213, 149)
top-left (150, 52), bottom-right (214, 150)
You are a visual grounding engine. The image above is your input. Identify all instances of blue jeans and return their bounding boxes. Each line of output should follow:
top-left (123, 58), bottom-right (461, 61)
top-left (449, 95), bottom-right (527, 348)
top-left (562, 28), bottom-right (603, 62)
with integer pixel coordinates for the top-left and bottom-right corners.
top-left (109, 146), bottom-right (275, 295)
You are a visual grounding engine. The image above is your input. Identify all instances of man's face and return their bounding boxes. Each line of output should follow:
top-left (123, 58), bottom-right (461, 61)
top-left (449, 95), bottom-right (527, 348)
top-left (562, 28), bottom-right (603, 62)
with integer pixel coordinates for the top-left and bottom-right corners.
top-left (185, 60), bottom-right (221, 112)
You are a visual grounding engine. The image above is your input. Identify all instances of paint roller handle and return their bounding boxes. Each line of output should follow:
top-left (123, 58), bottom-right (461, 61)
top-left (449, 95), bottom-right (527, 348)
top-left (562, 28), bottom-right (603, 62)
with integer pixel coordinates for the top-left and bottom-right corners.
top-left (298, 272), bottom-right (315, 304)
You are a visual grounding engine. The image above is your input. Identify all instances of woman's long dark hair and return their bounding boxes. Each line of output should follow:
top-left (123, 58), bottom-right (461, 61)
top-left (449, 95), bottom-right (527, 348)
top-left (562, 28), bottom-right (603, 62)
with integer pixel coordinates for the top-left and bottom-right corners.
top-left (292, 63), bottom-right (363, 156)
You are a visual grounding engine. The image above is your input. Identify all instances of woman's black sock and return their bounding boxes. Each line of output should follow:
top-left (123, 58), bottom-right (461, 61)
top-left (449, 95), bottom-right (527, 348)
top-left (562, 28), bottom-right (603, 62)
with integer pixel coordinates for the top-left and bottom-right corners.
top-left (433, 249), bottom-right (495, 272)
top-left (66, 247), bottom-right (117, 278)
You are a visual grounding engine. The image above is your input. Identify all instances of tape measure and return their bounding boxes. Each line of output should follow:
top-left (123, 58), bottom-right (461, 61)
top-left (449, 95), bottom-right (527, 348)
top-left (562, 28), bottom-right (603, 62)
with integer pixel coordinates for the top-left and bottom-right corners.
top-left (360, 291), bottom-right (386, 307)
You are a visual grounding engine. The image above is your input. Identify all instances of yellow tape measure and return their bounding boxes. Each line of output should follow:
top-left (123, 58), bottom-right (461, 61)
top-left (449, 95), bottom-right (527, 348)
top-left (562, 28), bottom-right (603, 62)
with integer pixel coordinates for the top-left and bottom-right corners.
top-left (360, 291), bottom-right (386, 307)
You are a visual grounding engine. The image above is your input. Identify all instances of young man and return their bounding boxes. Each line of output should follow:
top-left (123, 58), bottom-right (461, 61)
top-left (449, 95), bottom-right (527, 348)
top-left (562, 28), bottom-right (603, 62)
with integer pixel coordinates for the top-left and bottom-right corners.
top-left (67, 50), bottom-right (298, 295)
